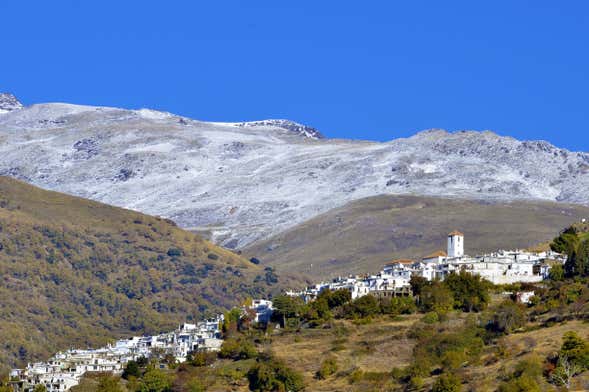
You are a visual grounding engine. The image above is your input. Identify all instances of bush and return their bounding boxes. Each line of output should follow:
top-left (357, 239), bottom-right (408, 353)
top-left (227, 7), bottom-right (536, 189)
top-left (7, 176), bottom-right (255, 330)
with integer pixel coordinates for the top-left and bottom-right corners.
top-left (247, 358), bottom-right (304, 392)
top-left (96, 374), bottom-right (123, 392)
top-left (187, 351), bottom-right (217, 367)
top-left (422, 311), bottom-right (439, 324)
top-left (139, 369), bottom-right (172, 392)
top-left (486, 300), bottom-right (526, 335)
top-left (316, 356), bottom-right (338, 379)
top-left (497, 356), bottom-right (543, 392)
top-left (219, 338), bottom-right (257, 360)
top-left (432, 373), bottom-right (462, 392)
top-left (166, 248), bottom-right (182, 257)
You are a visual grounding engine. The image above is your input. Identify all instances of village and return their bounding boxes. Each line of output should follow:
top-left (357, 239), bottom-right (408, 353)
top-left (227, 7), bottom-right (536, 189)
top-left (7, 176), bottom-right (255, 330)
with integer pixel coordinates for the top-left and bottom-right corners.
top-left (9, 317), bottom-right (225, 392)
top-left (285, 231), bottom-right (563, 302)
top-left (9, 231), bottom-right (565, 392)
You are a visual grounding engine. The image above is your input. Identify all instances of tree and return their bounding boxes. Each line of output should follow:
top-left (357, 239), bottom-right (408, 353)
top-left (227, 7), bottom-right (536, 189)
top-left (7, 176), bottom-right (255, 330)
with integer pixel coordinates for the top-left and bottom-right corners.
top-left (271, 295), bottom-right (304, 327)
top-left (444, 270), bottom-right (490, 312)
top-left (560, 331), bottom-right (589, 369)
top-left (33, 385), bottom-right (47, 392)
top-left (421, 282), bottom-right (454, 315)
top-left (409, 275), bottom-right (429, 297)
top-left (348, 295), bottom-right (379, 318)
top-left (549, 264), bottom-right (565, 281)
top-left (551, 226), bottom-right (579, 254)
top-left (322, 289), bottom-right (351, 309)
top-left (139, 369), bottom-right (172, 392)
top-left (565, 239), bottom-right (589, 277)
top-left (432, 373), bottom-right (462, 392)
top-left (122, 360), bottom-right (141, 379)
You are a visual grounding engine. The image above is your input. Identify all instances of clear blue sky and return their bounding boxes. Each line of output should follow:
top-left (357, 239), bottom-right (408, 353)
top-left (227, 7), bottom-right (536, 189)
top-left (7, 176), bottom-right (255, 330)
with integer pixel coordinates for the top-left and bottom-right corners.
top-left (2, 1), bottom-right (588, 151)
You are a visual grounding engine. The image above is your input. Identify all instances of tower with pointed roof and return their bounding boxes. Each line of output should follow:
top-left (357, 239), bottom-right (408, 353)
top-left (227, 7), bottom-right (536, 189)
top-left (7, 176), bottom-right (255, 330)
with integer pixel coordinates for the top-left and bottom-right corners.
top-left (447, 230), bottom-right (464, 258)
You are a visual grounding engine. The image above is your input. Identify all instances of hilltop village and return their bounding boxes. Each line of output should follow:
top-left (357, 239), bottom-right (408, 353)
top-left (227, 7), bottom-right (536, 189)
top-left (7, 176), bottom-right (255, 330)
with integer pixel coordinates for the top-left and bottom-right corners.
top-left (9, 231), bottom-right (566, 392)
top-left (286, 231), bottom-right (563, 302)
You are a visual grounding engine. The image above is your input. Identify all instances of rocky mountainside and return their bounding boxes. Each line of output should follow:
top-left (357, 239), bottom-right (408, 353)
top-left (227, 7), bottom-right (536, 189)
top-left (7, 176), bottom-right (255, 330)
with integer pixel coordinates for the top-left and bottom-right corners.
top-left (0, 94), bottom-right (588, 249)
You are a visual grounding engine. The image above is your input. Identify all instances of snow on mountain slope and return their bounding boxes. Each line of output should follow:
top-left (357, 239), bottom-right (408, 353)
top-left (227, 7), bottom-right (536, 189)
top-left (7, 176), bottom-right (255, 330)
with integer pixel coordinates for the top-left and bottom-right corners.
top-left (0, 94), bottom-right (588, 248)
top-left (0, 93), bottom-right (24, 114)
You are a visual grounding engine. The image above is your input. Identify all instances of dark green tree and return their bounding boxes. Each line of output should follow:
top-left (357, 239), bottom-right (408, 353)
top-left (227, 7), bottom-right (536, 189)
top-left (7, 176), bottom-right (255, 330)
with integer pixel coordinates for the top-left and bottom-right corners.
top-left (122, 360), bottom-right (141, 379)
top-left (565, 239), bottom-right (589, 277)
top-left (444, 270), bottom-right (490, 312)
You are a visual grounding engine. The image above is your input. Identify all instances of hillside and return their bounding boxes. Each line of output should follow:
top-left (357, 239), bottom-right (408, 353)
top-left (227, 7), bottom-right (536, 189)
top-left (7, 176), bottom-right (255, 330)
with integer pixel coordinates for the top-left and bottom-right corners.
top-left (244, 195), bottom-right (589, 278)
top-left (0, 177), bottom-right (300, 373)
top-left (1, 94), bottom-right (589, 250)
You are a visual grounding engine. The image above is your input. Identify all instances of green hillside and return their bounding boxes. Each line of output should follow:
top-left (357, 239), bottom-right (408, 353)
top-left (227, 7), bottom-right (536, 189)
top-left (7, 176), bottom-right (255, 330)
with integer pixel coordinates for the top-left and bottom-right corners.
top-left (0, 177), bottom-right (299, 372)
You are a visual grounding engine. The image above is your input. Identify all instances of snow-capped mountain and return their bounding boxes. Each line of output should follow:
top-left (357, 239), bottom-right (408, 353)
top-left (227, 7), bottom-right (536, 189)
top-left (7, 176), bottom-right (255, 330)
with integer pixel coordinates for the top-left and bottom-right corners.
top-left (0, 93), bottom-right (23, 114)
top-left (0, 94), bottom-right (588, 248)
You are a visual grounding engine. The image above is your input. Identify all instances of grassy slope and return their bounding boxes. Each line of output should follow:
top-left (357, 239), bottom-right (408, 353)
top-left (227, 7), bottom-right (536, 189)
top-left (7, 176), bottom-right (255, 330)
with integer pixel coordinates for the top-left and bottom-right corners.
top-left (0, 177), bottom-right (301, 372)
top-left (147, 314), bottom-right (589, 392)
top-left (244, 195), bottom-right (589, 279)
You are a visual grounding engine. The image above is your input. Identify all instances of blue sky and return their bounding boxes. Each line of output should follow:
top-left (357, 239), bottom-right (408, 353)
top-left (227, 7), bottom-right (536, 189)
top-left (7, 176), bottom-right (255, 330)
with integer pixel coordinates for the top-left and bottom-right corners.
top-left (1, 1), bottom-right (588, 151)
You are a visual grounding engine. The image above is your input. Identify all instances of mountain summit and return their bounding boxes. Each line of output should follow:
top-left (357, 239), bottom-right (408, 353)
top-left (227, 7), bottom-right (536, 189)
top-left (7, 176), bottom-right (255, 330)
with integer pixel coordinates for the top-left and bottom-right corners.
top-left (0, 97), bottom-right (587, 249)
top-left (0, 93), bottom-right (23, 113)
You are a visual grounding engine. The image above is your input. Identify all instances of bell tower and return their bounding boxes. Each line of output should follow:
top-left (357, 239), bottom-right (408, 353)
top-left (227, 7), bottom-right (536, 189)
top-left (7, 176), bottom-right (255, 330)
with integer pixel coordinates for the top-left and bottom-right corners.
top-left (447, 231), bottom-right (464, 258)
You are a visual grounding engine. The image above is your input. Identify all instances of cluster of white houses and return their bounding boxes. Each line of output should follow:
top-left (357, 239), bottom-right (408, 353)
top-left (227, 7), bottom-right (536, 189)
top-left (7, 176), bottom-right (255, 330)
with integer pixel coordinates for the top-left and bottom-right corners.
top-left (10, 316), bottom-right (224, 392)
top-left (287, 231), bottom-right (564, 302)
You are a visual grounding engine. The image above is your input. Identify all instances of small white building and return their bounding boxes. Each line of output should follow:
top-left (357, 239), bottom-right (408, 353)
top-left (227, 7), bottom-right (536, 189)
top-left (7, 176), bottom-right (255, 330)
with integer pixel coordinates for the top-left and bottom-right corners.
top-left (247, 299), bottom-right (274, 323)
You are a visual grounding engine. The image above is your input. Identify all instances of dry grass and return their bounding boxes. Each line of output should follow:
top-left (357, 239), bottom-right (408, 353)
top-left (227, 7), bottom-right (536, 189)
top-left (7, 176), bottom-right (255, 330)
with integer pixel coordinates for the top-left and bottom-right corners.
top-left (268, 315), bottom-right (421, 391)
top-left (244, 194), bottom-right (589, 279)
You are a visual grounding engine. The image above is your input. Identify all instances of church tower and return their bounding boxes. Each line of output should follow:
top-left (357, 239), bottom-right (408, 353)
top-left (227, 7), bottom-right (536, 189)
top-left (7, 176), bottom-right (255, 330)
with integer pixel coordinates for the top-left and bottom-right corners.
top-left (447, 230), bottom-right (464, 258)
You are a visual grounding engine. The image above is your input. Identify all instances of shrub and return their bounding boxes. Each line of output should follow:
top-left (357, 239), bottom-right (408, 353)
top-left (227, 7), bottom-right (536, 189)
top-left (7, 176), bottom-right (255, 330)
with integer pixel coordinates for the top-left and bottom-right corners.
top-left (316, 356), bottom-right (338, 379)
top-left (486, 300), bottom-right (526, 335)
top-left (219, 337), bottom-right (257, 360)
top-left (96, 374), bottom-right (123, 392)
top-left (166, 247), bottom-right (182, 257)
top-left (247, 358), bottom-right (304, 392)
top-left (139, 369), bottom-right (172, 392)
top-left (422, 311), bottom-right (439, 324)
top-left (188, 351), bottom-right (217, 367)
top-left (432, 373), bottom-right (462, 392)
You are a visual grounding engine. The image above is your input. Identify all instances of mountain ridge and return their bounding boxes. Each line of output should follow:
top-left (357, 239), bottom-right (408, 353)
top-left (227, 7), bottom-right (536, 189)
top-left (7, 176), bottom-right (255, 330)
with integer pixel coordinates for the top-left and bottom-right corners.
top-left (0, 94), bottom-right (588, 249)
